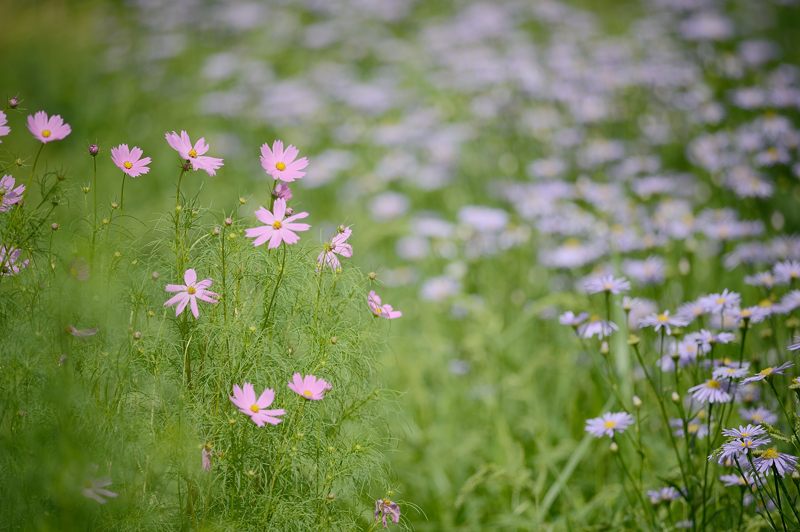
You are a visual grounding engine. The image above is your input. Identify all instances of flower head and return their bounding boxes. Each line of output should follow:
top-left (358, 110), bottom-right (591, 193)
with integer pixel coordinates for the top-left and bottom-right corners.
top-left (27, 111), bottom-right (71, 143)
top-left (163, 268), bottom-right (220, 318)
top-left (578, 317), bottom-right (618, 339)
top-left (0, 246), bottom-right (28, 276)
top-left (716, 437), bottom-right (770, 464)
top-left (245, 198), bottom-right (310, 249)
top-left (111, 144), bottom-right (151, 178)
top-left (741, 361), bottom-right (793, 384)
top-left (559, 311), bottom-right (588, 327)
top-left (368, 290), bottom-right (402, 319)
top-left (722, 424), bottom-right (767, 439)
top-left (639, 310), bottom-right (690, 335)
top-left (584, 274), bottom-right (631, 295)
top-left (261, 140), bottom-right (309, 182)
top-left (229, 383), bottom-right (285, 426)
top-left (585, 412), bottom-right (634, 438)
top-left (287, 373), bottom-right (331, 401)
top-left (740, 407), bottom-right (778, 425)
top-left (0, 175), bottom-right (25, 212)
top-left (688, 379), bottom-right (732, 404)
top-left (317, 226), bottom-right (353, 271)
top-left (0, 111), bottom-right (9, 141)
top-left (754, 448), bottom-right (798, 477)
top-left (374, 498), bottom-right (401, 529)
top-left (165, 130), bottom-right (224, 176)
top-left (647, 487), bottom-right (683, 505)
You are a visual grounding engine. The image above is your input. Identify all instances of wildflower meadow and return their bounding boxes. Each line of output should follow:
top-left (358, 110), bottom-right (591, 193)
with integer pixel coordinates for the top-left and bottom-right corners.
top-left (3, 0), bottom-right (800, 530)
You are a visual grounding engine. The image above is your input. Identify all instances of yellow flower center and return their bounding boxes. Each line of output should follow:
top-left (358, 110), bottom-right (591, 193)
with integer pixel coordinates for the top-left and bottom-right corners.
top-left (706, 379), bottom-right (721, 389)
top-left (762, 448), bottom-right (779, 459)
top-left (276, 161), bottom-right (286, 171)
top-left (189, 149), bottom-right (197, 158)
top-left (42, 129), bottom-right (51, 138)
top-left (374, 307), bottom-right (383, 315)
top-left (715, 297), bottom-right (725, 305)
top-left (752, 414), bottom-right (763, 422)
top-left (123, 161), bottom-right (133, 169)
top-left (323, 243), bottom-right (332, 252)
top-left (272, 220), bottom-right (282, 230)
top-left (758, 367), bottom-right (774, 377)
top-left (603, 420), bottom-right (618, 429)
top-left (739, 440), bottom-right (754, 448)
top-left (740, 309), bottom-right (752, 317)
top-left (688, 423), bottom-right (699, 434)
top-left (187, 286), bottom-right (197, 295)
top-left (657, 313), bottom-right (669, 323)
top-left (303, 390), bottom-right (313, 398)
top-left (249, 404), bottom-right (260, 413)
top-left (759, 299), bottom-right (773, 308)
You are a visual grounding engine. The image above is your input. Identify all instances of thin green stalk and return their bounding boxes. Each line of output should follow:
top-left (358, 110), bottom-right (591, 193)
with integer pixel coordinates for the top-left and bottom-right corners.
top-left (262, 243), bottom-right (287, 330)
top-left (772, 466), bottom-right (790, 532)
top-left (29, 143), bottom-right (44, 181)
top-left (119, 172), bottom-right (126, 210)
top-left (174, 167), bottom-right (187, 273)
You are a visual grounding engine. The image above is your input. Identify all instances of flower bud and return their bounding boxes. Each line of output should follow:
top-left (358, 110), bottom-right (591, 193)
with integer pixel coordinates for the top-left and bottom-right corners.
top-left (632, 395), bottom-right (642, 408)
top-left (609, 442), bottom-right (619, 453)
top-left (238, 196), bottom-right (246, 205)
top-left (133, 331), bottom-right (142, 340)
top-left (600, 341), bottom-right (609, 355)
top-left (111, 201), bottom-right (119, 210)
top-left (627, 334), bottom-right (640, 346)
top-left (212, 226), bottom-right (220, 236)
top-left (88, 144), bottom-right (99, 157)
top-left (671, 392), bottom-right (680, 403)
top-left (330, 336), bottom-right (338, 345)
top-left (368, 272), bottom-right (377, 281)
top-left (51, 223), bottom-right (59, 231)
top-left (151, 271), bottom-right (160, 280)
top-left (224, 217), bottom-right (233, 226)
top-left (8, 96), bottom-right (19, 109)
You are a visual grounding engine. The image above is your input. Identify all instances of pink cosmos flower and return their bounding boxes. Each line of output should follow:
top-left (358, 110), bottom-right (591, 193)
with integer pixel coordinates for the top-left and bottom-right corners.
top-left (163, 268), bottom-right (220, 318)
top-left (0, 175), bottom-right (25, 212)
top-left (260, 140), bottom-right (309, 182)
top-left (67, 325), bottom-right (99, 338)
top-left (317, 226), bottom-right (353, 271)
top-left (0, 246), bottom-right (28, 276)
top-left (368, 290), bottom-right (402, 319)
top-left (110, 144), bottom-right (151, 178)
top-left (82, 477), bottom-right (118, 504)
top-left (0, 111), bottom-right (9, 141)
top-left (287, 373), bottom-right (332, 400)
top-left (201, 446), bottom-right (212, 471)
top-left (273, 182), bottom-right (293, 201)
top-left (26, 110), bottom-right (71, 143)
top-left (245, 198), bottom-right (310, 249)
top-left (165, 130), bottom-right (224, 176)
top-left (229, 383), bottom-right (285, 426)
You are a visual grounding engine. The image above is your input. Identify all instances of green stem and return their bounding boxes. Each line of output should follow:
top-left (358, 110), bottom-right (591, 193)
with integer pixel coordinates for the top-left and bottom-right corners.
top-left (119, 172), bottom-right (127, 210)
top-left (773, 466), bottom-right (789, 532)
top-left (91, 156), bottom-right (98, 263)
top-left (262, 243), bottom-right (287, 330)
top-left (29, 143), bottom-right (44, 180)
top-left (174, 167), bottom-right (187, 274)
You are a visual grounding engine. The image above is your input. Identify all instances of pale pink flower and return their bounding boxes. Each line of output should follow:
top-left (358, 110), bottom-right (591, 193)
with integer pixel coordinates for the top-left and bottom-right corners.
top-left (260, 140), bottom-right (309, 182)
top-left (0, 246), bottom-right (28, 276)
top-left (0, 175), bottom-right (25, 212)
top-left (288, 373), bottom-right (332, 400)
top-left (82, 477), bottom-right (118, 504)
top-left (0, 111), bottom-right (9, 141)
top-left (273, 182), bottom-right (293, 201)
top-left (110, 144), bottom-right (151, 177)
top-left (26, 110), bottom-right (71, 143)
top-left (165, 130), bottom-right (224, 176)
top-left (317, 226), bottom-right (353, 271)
top-left (244, 198), bottom-right (310, 249)
top-left (201, 446), bottom-right (212, 471)
top-left (368, 290), bottom-right (402, 319)
top-left (229, 383), bottom-right (285, 426)
top-left (163, 268), bottom-right (219, 319)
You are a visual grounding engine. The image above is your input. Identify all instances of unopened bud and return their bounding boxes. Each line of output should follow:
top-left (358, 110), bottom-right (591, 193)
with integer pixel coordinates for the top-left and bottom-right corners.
top-left (238, 197), bottom-right (246, 205)
top-left (111, 201), bottom-right (119, 210)
top-left (212, 226), bottom-right (220, 236)
top-left (51, 223), bottom-right (59, 231)
top-left (175, 205), bottom-right (182, 213)
top-left (671, 392), bottom-right (680, 403)
top-left (632, 395), bottom-right (642, 408)
top-left (368, 272), bottom-right (377, 281)
top-left (224, 217), bottom-right (233, 226)
top-left (88, 144), bottom-right (99, 157)
top-left (330, 336), bottom-right (338, 345)
top-left (8, 96), bottom-right (19, 109)
top-left (609, 442), bottom-right (619, 453)
top-left (81, 186), bottom-right (90, 194)
top-left (627, 334), bottom-right (640, 346)
top-left (151, 271), bottom-right (160, 280)
top-left (133, 331), bottom-right (142, 340)
top-left (600, 341), bottom-right (609, 355)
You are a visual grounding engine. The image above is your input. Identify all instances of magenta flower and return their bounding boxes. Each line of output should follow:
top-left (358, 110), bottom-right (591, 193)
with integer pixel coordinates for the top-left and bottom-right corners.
top-left (317, 226), bottom-right (353, 271)
top-left (229, 383), bottom-right (285, 426)
top-left (374, 498), bottom-right (401, 529)
top-left (111, 144), bottom-right (151, 177)
top-left (0, 175), bottom-right (25, 212)
top-left (244, 198), bottom-right (310, 249)
top-left (165, 130), bottom-right (224, 176)
top-left (26, 111), bottom-right (71, 143)
top-left (163, 268), bottom-right (220, 318)
top-left (0, 111), bottom-right (9, 141)
top-left (260, 140), bottom-right (309, 182)
top-left (368, 290), bottom-right (402, 319)
top-left (288, 373), bottom-right (332, 400)
top-left (273, 182), bottom-right (293, 201)
top-left (0, 246), bottom-right (28, 276)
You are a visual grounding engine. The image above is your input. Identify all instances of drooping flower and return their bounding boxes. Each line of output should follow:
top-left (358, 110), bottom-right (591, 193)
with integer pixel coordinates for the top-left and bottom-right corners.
top-left (374, 498), bottom-right (401, 529)
top-left (245, 198), bottom-right (310, 249)
top-left (287, 373), bottom-right (332, 401)
top-left (111, 144), bottom-right (151, 178)
top-left (229, 383), bottom-right (285, 426)
top-left (0, 246), bottom-right (28, 276)
top-left (741, 361), bottom-right (793, 384)
top-left (261, 140), bottom-right (309, 182)
top-left (585, 412), bottom-right (634, 438)
top-left (82, 477), bottom-right (118, 504)
top-left (583, 274), bottom-right (631, 295)
top-left (639, 311), bottom-right (690, 335)
top-left (165, 130), bottom-right (224, 176)
top-left (754, 448), bottom-right (798, 477)
top-left (719, 474), bottom-right (749, 487)
top-left (26, 111), bottom-right (71, 143)
top-left (0, 175), bottom-right (25, 212)
top-left (163, 268), bottom-right (219, 318)
top-left (688, 379), bottom-right (732, 403)
top-left (317, 225), bottom-right (352, 271)
top-left (559, 311), bottom-right (588, 327)
top-left (578, 317), bottom-right (618, 339)
top-left (368, 290), bottom-right (402, 319)
top-left (0, 111), bottom-right (9, 141)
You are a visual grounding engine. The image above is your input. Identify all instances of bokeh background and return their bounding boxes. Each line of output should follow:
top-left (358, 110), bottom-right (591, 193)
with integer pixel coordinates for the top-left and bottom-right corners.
top-left (3, 0), bottom-right (800, 529)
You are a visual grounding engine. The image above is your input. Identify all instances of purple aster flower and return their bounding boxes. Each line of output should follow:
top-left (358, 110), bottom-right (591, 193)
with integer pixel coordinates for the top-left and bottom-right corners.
top-left (774, 260), bottom-right (800, 285)
top-left (559, 311), bottom-right (588, 327)
top-left (688, 379), bottom-right (732, 404)
top-left (713, 363), bottom-right (750, 380)
top-left (754, 448), bottom-right (798, 477)
top-left (741, 361), bottom-right (793, 384)
top-left (639, 311), bottom-right (690, 335)
top-left (716, 437), bottom-right (771, 465)
top-left (578, 318), bottom-right (619, 339)
top-left (700, 289), bottom-right (741, 315)
top-left (722, 424), bottom-right (767, 439)
top-left (374, 498), bottom-right (401, 528)
top-left (585, 412), bottom-right (634, 438)
top-left (740, 407), bottom-right (778, 425)
top-left (647, 487), bottom-right (683, 505)
top-left (719, 474), bottom-right (749, 487)
top-left (584, 274), bottom-right (631, 295)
